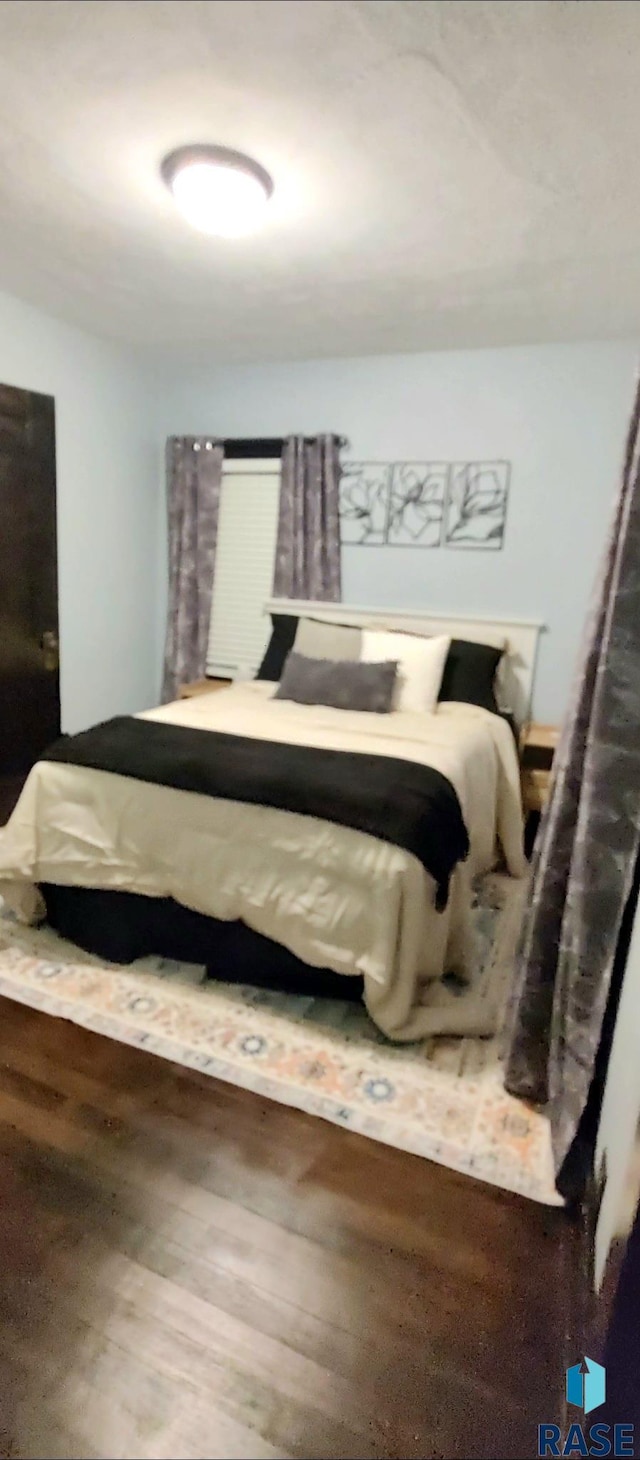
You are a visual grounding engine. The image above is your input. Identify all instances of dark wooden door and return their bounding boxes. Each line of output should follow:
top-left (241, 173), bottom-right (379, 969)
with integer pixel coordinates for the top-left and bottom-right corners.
top-left (0, 383), bottom-right (59, 823)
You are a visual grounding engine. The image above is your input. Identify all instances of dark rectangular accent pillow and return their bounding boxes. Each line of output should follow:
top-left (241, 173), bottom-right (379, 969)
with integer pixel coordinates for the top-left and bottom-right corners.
top-left (274, 652), bottom-right (398, 714)
top-left (438, 639), bottom-right (503, 715)
top-left (256, 614), bottom-right (298, 681)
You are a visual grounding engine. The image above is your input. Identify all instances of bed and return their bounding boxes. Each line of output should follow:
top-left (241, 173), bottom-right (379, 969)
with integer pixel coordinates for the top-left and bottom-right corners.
top-left (0, 603), bottom-right (540, 1042)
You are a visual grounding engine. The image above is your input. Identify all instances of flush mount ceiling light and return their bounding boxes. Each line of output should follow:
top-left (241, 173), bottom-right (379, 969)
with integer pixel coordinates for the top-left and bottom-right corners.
top-left (161, 144), bottom-right (273, 238)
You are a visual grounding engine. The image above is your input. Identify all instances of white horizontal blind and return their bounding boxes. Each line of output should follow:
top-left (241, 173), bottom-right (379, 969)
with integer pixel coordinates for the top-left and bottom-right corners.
top-left (207, 459), bottom-right (281, 677)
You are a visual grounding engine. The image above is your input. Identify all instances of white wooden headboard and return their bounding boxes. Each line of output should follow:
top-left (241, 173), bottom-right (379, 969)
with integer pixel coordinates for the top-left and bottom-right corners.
top-left (265, 598), bottom-right (544, 727)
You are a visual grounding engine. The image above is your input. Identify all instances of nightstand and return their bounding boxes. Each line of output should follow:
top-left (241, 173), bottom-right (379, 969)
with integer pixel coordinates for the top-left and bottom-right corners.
top-left (178, 677), bottom-right (231, 699)
top-left (520, 722), bottom-right (559, 853)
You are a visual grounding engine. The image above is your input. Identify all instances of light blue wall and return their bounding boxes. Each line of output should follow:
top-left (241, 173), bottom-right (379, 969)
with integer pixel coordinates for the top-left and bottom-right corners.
top-left (157, 340), bottom-right (637, 722)
top-left (0, 289), bottom-right (160, 732)
top-left (7, 304), bottom-right (629, 729)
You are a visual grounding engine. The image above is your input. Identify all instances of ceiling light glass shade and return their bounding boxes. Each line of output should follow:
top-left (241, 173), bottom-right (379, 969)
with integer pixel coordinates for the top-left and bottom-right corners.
top-left (161, 145), bottom-right (273, 238)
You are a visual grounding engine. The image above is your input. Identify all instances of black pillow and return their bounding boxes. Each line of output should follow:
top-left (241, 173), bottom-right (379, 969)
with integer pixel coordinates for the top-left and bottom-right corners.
top-left (438, 639), bottom-right (503, 715)
top-left (275, 652), bottom-right (398, 714)
top-left (256, 614), bottom-right (298, 681)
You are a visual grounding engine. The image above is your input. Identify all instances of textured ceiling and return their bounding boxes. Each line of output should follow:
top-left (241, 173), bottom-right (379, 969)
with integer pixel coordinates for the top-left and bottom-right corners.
top-left (0, 0), bottom-right (639, 362)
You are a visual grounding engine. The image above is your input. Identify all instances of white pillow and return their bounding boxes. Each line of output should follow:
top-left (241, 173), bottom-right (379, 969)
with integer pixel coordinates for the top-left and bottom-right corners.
top-left (361, 630), bottom-right (450, 714)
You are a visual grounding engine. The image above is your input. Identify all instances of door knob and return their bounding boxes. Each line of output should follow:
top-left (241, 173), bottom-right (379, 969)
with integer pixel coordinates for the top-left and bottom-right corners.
top-left (41, 630), bottom-right (59, 671)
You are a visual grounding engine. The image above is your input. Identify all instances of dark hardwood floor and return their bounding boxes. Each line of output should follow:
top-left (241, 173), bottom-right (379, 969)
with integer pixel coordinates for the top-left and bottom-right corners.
top-left (0, 995), bottom-right (580, 1459)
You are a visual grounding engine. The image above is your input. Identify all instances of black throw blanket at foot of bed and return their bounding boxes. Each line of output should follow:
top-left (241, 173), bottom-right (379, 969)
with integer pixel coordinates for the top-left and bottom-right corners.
top-left (42, 715), bottom-right (469, 907)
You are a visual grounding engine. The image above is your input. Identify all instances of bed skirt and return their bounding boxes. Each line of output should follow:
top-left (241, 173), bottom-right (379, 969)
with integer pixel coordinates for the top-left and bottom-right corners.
top-left (41, 884), bottom-right (365, 1003)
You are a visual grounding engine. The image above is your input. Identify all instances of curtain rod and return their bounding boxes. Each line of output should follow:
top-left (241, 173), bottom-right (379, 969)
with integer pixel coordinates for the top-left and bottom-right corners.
top-left (221, 435), bottom-right (349, 459)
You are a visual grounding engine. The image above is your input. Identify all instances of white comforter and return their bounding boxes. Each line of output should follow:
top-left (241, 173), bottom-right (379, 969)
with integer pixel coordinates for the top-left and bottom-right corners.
top-left (0, 683), bottom-right (525, 1041)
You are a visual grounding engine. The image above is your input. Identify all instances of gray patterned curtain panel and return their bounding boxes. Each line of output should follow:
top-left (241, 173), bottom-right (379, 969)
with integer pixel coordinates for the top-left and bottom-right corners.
top-left (505, 374), bottom-right (640, 1189)
top-left (162, 437), bottom-right (224, 702)
top-left (274, 435), bottom-right (342, 601)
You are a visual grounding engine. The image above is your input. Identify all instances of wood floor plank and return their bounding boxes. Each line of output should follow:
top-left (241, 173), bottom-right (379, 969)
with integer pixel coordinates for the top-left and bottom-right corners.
top-left (0, 996), bottom-right (577, 1459)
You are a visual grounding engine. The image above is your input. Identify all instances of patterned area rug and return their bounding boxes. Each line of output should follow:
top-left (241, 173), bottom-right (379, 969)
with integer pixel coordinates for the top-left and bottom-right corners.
top-left (0, 877), bottom-right (560, 1205)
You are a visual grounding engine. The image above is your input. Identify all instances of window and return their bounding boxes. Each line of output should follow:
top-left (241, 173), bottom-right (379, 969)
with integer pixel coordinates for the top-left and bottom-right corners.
top-left (206, 458), bottom-right (280, 678)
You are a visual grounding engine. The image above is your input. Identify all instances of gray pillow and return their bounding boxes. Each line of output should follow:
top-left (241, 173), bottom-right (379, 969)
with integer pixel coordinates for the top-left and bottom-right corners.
top-left (293, 616), bottom-right (362, 662)
top-left (274, 652), bottom-right (398, 713)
